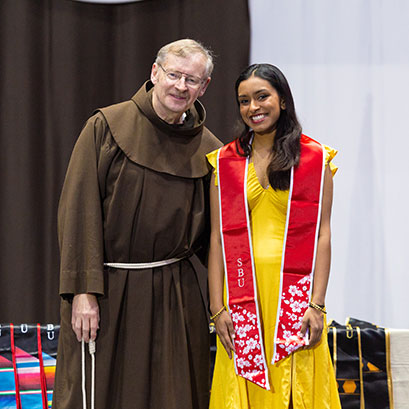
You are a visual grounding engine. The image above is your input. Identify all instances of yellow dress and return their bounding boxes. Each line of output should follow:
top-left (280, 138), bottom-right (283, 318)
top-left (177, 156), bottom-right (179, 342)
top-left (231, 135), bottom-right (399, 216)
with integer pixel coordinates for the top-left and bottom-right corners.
top-left (207, 145), bottom-right (341, 409)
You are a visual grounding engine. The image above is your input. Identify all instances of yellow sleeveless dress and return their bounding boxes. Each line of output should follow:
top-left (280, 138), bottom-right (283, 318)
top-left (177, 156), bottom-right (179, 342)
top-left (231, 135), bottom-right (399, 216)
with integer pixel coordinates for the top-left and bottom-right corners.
top-left (206, 145), bottom-right (341, 409)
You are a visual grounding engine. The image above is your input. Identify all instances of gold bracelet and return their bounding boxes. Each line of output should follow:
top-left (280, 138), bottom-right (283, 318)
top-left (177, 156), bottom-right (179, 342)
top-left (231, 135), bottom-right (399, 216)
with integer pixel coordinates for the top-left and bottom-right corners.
top-left (210, 306), bottom-right (226, 321)
top-left (309, 301), bottom-right (327, 314)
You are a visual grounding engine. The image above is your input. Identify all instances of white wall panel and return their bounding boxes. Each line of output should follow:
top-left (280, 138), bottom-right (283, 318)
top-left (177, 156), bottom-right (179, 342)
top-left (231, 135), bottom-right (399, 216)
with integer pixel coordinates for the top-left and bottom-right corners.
top-left (249, 0), bottom-right (409, 328)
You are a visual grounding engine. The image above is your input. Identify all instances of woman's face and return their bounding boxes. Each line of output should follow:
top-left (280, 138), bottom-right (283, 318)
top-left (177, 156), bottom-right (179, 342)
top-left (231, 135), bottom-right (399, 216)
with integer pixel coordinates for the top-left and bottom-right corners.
top-left (237, 75), bottom-right (285, 136)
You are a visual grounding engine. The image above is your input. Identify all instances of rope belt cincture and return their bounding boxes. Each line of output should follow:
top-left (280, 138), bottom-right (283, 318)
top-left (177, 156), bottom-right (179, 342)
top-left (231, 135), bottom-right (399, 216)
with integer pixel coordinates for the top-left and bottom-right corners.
top-left (81, 256), bottom-right (186, 407)
top-left (104, 256), bottom-right (185, 270)
top-left (82, 339), bottom-right (96, 409)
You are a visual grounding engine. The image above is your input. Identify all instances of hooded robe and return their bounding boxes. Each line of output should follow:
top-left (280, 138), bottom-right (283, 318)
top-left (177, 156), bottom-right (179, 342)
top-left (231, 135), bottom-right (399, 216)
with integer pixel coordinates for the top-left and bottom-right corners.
top-left (52, 81), bottom-right (222, 409)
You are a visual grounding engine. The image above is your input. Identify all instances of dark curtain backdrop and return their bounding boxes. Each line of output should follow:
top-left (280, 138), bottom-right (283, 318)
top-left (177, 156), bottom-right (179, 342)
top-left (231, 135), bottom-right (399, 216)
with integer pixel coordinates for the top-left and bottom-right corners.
top-left (0, 0), bottom-right (250, 322)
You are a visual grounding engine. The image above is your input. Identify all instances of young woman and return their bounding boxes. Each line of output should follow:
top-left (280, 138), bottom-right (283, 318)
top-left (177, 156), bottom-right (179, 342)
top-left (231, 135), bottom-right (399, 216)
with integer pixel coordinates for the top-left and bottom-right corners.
top-left (207, 64), bottom-right (341, 408)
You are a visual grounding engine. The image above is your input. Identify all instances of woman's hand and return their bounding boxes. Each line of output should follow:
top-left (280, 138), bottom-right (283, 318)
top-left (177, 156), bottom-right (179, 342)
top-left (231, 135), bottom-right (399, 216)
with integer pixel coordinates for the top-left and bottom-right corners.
top-left (214, 310), bottom-right (235, 359)
top-left (299, 307), bottom-right (324, 349)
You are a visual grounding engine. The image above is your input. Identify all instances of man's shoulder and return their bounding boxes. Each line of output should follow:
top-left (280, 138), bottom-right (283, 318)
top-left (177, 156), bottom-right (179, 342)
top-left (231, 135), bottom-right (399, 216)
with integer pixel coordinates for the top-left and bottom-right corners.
top-left (201, 126), bottom-right (223, 151)
top-left (80, 99), bottom-right (137, 136)
top-left (96, 99), bottom-right (137, 121)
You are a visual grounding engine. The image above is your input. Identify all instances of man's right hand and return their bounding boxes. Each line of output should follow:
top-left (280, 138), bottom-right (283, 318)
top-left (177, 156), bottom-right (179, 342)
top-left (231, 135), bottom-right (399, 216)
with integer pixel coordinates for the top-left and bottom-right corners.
top-left (71, 293), bottom-right (100, 342)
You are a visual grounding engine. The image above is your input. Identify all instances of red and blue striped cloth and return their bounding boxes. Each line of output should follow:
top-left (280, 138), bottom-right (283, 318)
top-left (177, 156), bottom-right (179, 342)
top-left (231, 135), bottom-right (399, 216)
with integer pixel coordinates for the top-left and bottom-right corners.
top-left (0, 323), bottom-right (59, 409)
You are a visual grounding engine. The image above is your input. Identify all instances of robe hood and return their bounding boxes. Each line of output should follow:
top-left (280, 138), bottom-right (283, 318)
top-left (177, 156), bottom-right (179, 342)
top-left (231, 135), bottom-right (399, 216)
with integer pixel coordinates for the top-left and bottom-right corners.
top-left (97, 81), bottom-right (221, 178)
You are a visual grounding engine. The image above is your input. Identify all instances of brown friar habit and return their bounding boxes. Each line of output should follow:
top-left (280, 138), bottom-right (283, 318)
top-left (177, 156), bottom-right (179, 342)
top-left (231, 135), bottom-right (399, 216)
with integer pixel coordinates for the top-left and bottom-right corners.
top-left (52, 81), bottom-right (222, 409)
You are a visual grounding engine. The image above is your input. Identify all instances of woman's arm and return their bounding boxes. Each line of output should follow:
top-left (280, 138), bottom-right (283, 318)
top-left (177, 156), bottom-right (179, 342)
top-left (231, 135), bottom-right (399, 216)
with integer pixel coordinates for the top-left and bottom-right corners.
top-left (300, 164), bottom-right (334, 348)
top-left (208, 173), bottom-right (235, 358)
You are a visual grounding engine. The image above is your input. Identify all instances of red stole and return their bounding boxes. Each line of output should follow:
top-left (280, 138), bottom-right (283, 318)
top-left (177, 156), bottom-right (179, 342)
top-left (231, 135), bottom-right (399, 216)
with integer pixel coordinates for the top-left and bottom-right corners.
top-left (217, 134), bottom-right (325, 389)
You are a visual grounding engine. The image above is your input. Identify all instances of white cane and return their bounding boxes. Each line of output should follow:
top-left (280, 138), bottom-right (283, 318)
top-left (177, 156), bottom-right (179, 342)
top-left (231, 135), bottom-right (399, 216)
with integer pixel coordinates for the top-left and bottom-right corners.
top-left (81, 339), bottom-right (96, 409)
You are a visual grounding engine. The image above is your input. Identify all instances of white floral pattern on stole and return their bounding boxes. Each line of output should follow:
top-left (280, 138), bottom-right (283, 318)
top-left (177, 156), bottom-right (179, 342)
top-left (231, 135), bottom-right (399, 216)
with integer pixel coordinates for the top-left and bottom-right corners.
top-left (231, 304), bottom-right (267, 388)
top-left (274, 274), bottom-right (312, 362)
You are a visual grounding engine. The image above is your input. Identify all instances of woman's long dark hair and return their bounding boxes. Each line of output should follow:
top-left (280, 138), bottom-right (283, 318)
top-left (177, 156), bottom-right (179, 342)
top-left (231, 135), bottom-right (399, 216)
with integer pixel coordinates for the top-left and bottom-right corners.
top-left (235, 64), bottom-right (301, 191)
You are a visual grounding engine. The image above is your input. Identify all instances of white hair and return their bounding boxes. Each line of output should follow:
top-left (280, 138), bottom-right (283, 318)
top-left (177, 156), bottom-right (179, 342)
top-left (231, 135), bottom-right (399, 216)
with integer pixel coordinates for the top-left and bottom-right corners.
top-left (155, 39), bottom-right (214, 78)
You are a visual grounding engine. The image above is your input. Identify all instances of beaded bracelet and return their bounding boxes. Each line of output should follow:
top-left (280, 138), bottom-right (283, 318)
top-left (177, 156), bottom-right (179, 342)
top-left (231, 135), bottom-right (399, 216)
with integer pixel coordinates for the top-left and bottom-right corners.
top-left (210, 306), bottom-right (226, 321)
top-left (309, 301), bottom-right (327, 314)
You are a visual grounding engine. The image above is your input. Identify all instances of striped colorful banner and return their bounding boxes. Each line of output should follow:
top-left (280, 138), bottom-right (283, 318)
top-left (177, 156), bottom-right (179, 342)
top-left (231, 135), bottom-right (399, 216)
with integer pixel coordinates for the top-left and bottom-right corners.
top-left (0, 324), bottom-right (59, 409)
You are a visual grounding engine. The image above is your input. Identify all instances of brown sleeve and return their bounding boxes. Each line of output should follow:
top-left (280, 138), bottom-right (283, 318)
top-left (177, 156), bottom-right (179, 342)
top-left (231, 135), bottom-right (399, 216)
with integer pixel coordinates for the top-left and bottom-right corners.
top-left (57, 114), bottom-right (112, 297)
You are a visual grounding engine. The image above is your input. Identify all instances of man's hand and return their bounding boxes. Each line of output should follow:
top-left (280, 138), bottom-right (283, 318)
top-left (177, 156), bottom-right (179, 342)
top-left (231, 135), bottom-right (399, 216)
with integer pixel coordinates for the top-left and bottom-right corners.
top-left (71, 293), bottom-right (100, 342)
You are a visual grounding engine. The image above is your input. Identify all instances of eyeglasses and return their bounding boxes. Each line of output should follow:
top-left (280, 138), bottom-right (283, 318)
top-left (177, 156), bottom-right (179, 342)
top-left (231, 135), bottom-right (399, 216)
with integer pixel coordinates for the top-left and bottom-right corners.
top-left (157, 63), bottom-right (205, 88)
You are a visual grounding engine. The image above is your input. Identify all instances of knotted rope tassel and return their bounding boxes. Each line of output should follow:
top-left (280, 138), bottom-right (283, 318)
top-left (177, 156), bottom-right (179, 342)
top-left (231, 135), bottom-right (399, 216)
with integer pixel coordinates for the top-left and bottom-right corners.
top-left (82, 339), bottom-right (96, 409)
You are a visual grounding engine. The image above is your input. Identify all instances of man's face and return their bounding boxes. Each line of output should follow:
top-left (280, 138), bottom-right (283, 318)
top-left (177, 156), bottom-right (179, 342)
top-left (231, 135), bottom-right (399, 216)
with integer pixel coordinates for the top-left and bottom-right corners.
top-left (151, 53), bottom-right (210, 123)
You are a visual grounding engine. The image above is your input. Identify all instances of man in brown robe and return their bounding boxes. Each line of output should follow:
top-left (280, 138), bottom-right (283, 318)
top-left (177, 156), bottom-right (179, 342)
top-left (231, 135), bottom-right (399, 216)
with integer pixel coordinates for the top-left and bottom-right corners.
top-left (52, 39), bottom-right (222, 409)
